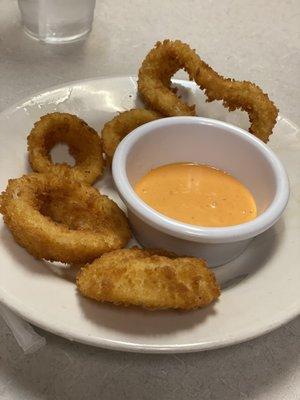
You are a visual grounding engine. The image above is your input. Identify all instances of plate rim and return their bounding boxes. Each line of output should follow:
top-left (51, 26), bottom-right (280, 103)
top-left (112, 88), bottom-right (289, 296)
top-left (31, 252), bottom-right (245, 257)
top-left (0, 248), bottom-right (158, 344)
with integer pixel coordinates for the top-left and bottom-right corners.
top-left (0, 75), bottom-right (138, 116)
top-left (0, 75), bottom-right (299, 353)
top-left (0, 288), bottom-right (299, 353)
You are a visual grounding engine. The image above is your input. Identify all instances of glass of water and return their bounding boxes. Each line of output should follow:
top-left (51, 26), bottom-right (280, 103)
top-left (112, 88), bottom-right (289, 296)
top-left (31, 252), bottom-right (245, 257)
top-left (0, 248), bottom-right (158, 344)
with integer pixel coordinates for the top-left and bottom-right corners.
top-left (18, 0), bottom-right (96, 43)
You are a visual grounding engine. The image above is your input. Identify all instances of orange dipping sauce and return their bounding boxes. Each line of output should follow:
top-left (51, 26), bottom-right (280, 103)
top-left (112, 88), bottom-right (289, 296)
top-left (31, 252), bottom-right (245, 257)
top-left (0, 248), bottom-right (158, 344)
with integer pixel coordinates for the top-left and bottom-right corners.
top-left (135, 163), bottom-right (257, 227)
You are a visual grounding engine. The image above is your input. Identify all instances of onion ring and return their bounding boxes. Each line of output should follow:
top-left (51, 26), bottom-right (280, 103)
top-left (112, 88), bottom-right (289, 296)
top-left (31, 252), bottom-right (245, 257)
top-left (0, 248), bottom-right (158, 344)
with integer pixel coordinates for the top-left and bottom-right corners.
top-left (101, 108), bottom-right (162, 161)
top-left (28, 112), bottom-right (105, 184)
top-left (77, 248), bottom-right (220, 310)
top-left (138, 40), bottom-right (278, 142)
top-left (0, 173), bottom-right (131, 264)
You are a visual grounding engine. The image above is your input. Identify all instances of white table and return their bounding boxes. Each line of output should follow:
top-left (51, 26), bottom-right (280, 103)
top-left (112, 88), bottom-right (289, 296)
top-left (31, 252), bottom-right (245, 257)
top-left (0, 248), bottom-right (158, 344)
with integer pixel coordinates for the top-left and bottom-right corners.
top-left (0, 1), bottom-right (299, 399)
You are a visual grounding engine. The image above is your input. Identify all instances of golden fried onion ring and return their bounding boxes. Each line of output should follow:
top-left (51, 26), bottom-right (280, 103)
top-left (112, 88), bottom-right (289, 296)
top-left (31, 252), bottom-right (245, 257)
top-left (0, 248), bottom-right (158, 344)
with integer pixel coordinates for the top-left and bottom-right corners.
top-left (77, 247), bottom-right (220, 310)
top-left (101, 108), bottom-right (162, 160)
top-left (28, 112), bottom-right (105, 184)
top-left (138, 40), bottom-right (278, 143)
top-left (0, 173), bottom-right (131, 264)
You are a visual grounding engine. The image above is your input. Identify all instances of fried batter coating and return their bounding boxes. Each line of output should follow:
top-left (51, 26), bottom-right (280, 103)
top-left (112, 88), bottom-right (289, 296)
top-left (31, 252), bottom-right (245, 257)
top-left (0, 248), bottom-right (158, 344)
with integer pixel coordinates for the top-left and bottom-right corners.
top-left (101, 108), bottom-right (162, 161)
top-left (77, 248), bottom-right (220, 310)
top-left (28, 112), bottom-right (105, 184)
top-left (138, 40), bottom-right (278, 142)
top-left (0, 173), bottom-right (131, 264)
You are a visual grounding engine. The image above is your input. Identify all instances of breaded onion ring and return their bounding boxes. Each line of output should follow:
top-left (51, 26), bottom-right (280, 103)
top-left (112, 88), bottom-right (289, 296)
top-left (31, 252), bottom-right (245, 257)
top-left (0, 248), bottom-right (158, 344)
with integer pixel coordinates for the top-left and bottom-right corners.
top-left (138, 40), bottom-right (278, 142)
top-left (0, 173), bottom-right (131, 264)
top-left (28, 112), bottom-right (105, 184)
top-left (101, 108), bottom-right (162, 161)
top-left (77, 248), bottom-right (220, 310)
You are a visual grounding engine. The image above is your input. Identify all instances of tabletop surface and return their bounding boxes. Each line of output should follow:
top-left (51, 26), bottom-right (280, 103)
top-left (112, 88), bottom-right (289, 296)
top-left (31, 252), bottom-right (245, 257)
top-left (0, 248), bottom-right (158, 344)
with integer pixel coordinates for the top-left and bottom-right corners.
top-left (0, 1), bottom-right (299, 399)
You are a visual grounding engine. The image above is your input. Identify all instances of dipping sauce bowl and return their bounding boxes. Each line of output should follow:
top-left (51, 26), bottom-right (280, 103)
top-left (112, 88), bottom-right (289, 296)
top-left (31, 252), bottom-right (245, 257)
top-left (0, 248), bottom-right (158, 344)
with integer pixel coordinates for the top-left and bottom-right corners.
top-left (112, 117), bottom-right (289, 266)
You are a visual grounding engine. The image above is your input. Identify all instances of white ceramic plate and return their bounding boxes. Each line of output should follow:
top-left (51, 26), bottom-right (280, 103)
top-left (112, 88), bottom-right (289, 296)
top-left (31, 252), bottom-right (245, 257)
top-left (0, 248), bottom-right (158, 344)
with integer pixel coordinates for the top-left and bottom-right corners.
top-left (0, 77), bottom-right (299, 353)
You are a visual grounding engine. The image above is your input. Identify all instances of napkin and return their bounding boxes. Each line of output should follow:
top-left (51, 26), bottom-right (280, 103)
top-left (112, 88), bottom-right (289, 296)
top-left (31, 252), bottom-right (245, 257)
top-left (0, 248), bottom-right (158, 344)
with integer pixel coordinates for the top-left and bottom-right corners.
top-left (0, 303), bottom-right (46, 354)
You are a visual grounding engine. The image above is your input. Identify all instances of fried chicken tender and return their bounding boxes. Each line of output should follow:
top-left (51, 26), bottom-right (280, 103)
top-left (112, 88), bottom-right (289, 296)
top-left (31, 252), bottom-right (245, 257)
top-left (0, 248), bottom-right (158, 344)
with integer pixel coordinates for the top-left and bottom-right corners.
top-left (77, 248), bottom-right (220, 310)
top-left (0, 173), bottom-right (131, 264)
top-left (138, 39), bottom-right (278, 143)
top-left (28, 112), bottom-right (105, 184)
top-left (101, 108), bottom-right (162, 161)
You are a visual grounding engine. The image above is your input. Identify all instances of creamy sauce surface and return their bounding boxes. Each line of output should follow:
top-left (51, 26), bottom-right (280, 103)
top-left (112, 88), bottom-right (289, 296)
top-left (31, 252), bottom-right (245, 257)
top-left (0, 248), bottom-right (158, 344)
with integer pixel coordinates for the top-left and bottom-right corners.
top-left (135, 163), bottom-right (257, 227)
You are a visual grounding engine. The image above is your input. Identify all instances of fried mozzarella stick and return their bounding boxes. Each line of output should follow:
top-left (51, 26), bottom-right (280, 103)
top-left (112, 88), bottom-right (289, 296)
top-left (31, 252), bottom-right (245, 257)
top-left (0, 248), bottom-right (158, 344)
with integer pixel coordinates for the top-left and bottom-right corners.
top-left (77, 248), bottom-right (220, 310)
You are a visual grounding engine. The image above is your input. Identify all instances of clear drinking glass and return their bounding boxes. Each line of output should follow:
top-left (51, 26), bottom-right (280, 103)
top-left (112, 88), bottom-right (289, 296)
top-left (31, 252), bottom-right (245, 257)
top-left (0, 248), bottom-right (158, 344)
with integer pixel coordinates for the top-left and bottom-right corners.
top-left (18, 0), bottom-right (96, 43)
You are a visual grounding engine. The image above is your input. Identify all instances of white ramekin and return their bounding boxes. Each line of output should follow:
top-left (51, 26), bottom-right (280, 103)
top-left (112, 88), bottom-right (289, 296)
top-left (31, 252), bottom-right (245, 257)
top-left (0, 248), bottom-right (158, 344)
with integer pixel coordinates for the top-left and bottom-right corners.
top-left (112, 117), bottom-right (289, 267)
